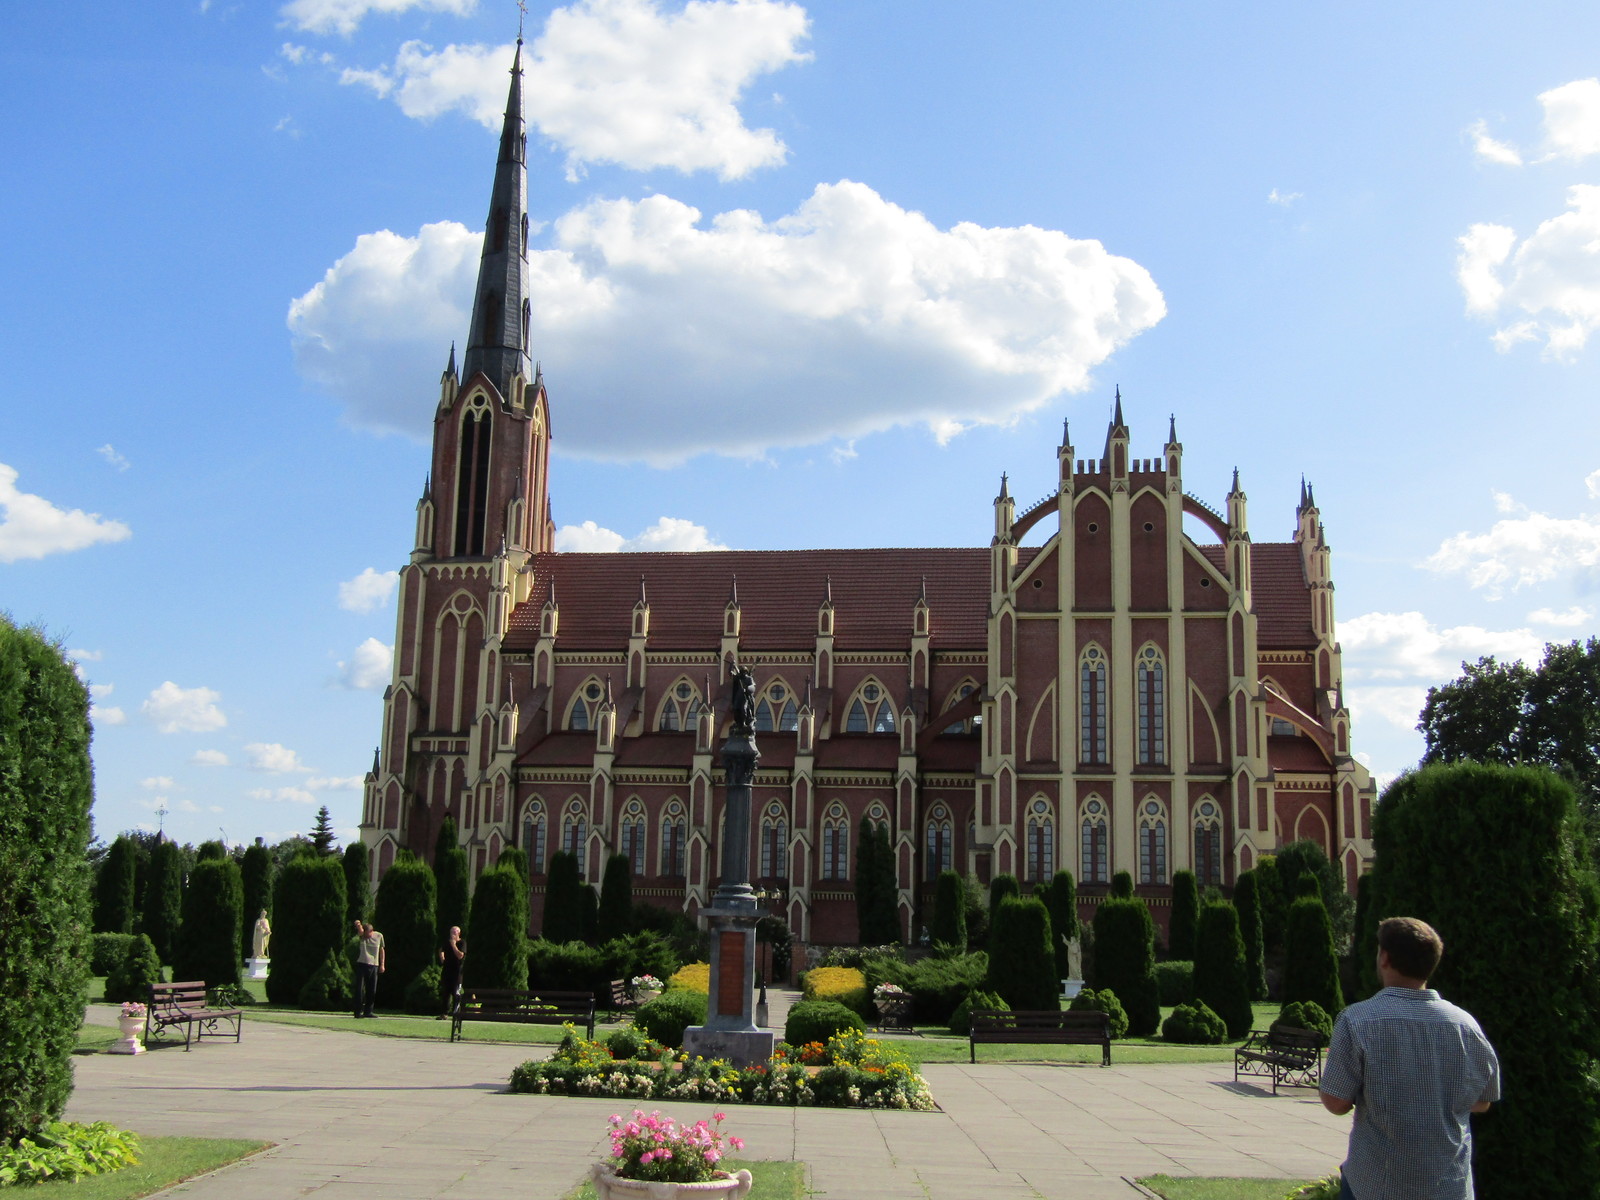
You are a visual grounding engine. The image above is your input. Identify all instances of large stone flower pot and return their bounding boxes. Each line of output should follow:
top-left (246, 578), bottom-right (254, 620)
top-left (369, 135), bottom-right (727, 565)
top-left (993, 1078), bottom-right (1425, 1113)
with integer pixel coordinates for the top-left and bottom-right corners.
top-left (109, 1015), bottom-right (146, 1055)
top-left (591, 1164), bottom-right (753, 1200)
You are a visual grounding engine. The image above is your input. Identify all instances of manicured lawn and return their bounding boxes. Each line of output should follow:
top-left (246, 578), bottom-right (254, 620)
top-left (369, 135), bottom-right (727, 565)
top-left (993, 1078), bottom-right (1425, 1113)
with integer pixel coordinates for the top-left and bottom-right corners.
top-left (76, 1022), bottom-right (121, 1053)
top-left (563, 1161), bottom-right (808, 1200)
top-left (1138, 1175), bottom-right (1316, 1200)
top-left (242, 1007), bottom-right (583, 1044)
top-left (24, 1136), bottom-right (268, 1200)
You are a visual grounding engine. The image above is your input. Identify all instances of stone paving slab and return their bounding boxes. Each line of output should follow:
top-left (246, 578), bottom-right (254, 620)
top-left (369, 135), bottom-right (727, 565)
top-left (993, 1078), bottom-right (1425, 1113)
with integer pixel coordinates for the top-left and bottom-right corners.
top-left (70, 1003), bottom-right (1348, 1198)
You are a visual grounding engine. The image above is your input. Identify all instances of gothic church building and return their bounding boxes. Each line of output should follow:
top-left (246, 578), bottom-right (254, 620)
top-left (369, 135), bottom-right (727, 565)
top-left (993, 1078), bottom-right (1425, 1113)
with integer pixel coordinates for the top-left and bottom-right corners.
top-left (361, 48), bottom-right (1376, 944)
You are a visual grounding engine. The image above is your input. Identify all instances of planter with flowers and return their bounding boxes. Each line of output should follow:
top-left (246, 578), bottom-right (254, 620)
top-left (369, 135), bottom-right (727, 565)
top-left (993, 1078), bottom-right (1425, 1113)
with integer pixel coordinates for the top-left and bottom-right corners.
top-left (631, 974), bottom-right (664, 1005)
top-left (110, 1002), bottom-right (147, 1055)
top-left (592, 1109), bottom-right (752, 1200)
top-left (872, 982), bottom-right (911, 1032)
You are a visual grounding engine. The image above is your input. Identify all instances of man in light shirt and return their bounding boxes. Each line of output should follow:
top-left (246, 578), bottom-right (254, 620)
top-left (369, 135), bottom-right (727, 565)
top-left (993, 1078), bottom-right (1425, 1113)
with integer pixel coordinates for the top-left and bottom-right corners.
top-left (1319, 917), bottom-right (1500, 1200)
top-left (353, 920), bottom-right (385, 1019)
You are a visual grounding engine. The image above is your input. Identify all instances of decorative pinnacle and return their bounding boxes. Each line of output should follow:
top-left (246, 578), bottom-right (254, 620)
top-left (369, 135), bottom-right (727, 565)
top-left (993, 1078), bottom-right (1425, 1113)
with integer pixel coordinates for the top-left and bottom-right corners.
top-left (919, 575), bottom-right (928, 604)
top-left (1232, 467), bottom-right (1241, 492)
top-left (446, 342), bottom-right (457, 376)
top-left (999, 472), bottom-right (1010, 501)
top-left (1168, 413), bottom-right (1177, 443)
top-left (1113, 385), bottom-right (1124, 426)
top-left (638, 574), bottom-right (648, 605)
top-left (727, 574), bottom-right (739, 606)
top-left (822, 575), bottom-right (833, 606)
top-left (1061, 417), bottom-right (1071, 448)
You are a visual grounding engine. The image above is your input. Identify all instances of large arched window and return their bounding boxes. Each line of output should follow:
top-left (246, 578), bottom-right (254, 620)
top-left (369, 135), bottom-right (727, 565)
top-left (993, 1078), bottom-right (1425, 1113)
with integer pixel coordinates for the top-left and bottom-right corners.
top-left (562, 799), bottom-right (587, 867)
top-left (755, 680), bottom-right (799, 733)
top-left (1080, 797), bottom-right (1108, 883)
top-left (620, 799), bottom-right (646, 876)
top-left (454, 399), bottom-right (492, 556)
top-left (657, 678), bottom-right (703, 732)
top-left (821, 804), bottom-right (849, 880)
top-left (760, 802), bottom-right (788, 880)
top-left (1194, 798), bottom-right (1223, 887)
top-left (660, 800), bottom-right (686, 877)
top-left (1137, 645), bottom-right (1166, 766)
top-left (925, 805), bottom-right (953, 880)
top-left (1079, 646), bottom-right (1108, 764)
top-left (1138, 797), bottom-right (1167, 885)
top-left (522, 799), bottom-right (546, 876)
top-left (567, 678), bottom-right (603, 731)
top-left (1026, 798), bottom-right (1055, 882)
top-left (844, 680), bottom-right (897, 733)
top-left (940, 679), bottom-right (982, 735)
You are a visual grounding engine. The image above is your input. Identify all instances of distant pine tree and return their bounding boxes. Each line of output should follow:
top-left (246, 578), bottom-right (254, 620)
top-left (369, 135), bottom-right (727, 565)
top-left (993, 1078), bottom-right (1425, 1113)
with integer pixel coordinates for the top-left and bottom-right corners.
top-left (310, 806), bottom-right (338, 856)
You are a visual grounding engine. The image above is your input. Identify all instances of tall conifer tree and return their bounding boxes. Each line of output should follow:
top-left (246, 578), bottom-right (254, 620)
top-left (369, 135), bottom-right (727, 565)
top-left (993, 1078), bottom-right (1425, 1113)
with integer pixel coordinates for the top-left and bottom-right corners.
top-left (94, 835), bottom-right (138, 934)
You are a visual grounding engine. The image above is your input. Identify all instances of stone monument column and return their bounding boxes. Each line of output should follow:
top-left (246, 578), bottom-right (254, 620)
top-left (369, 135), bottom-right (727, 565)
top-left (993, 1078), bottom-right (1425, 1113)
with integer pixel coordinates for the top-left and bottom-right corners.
top-left (682, 665), bottom-right (776, 1067)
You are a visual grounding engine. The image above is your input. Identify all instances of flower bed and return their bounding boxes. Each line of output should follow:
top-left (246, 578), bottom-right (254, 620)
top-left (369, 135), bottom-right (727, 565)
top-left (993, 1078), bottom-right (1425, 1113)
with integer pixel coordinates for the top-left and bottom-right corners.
top-left (509, 1026), bottom-right (936, 1110)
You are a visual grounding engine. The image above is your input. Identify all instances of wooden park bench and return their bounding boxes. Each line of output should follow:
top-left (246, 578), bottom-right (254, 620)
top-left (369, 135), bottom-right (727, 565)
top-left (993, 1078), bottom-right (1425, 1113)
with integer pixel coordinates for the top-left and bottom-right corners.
top-left (969, 1008), bottom-right (1111, 1065)
top-left (609, 979), bottom-right (638, 1017)
top-left (874, 994), bottom-right (914, 1034)
top-left (450, 987), bottom-right (595, 1043)
top-left (145, 981), bottom-right (243, 1051)
top-left (1233, 1024), bottom-right (1327, 1094)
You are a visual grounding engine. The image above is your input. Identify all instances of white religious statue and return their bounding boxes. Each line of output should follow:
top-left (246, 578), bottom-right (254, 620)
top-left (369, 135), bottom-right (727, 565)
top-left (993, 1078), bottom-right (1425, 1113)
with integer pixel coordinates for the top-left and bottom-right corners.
top-left (1062, 936), bottom-right (1085, 999)
top-left (252, 910), bottom-right (271, 959)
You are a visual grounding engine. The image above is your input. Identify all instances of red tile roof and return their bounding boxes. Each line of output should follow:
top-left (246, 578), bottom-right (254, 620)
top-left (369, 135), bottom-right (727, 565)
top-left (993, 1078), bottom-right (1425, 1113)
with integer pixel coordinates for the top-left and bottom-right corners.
top-left (615, 734), bottom-right (696, 768)
top-left (918, 737), bottom-right (981, 773)
top-left (1195, 543), bottom-right (1313, 649)
top-left (1268, 735), bottom-right (1332, 772)
top-left (815, 737), bottom-right (901, 771)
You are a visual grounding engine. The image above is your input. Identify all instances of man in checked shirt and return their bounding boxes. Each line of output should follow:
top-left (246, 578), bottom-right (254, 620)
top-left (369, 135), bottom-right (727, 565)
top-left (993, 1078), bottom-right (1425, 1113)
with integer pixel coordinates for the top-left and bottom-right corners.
top-left (1319, 917), bottom-right (1501, 1200)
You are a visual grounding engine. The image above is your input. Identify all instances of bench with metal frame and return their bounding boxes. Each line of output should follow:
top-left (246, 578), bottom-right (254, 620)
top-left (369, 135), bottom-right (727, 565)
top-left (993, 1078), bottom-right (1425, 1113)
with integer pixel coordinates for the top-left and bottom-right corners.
top-left (1233, 1024), bottom-right (1327, 1094)
top-left (145, 981), bottom-right (243, 1051)
top-left (450, 987), bottom-right (595, 1043)
top-left (968, 1008), bottom-right (1111, 1065)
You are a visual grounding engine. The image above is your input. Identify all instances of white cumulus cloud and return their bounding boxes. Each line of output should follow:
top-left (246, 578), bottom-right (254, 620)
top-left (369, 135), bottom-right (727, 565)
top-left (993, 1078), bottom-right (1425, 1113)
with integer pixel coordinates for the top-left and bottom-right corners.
top-left (191, 749), bottom-right (231, 766)
top-left (341, 0), bottom-right (810, 180)
top-left (249, 786), bottom-right (318, 805)
top-left (1536, 78), bottom-right (1600, 162)
top-left (0, 463), bottom-right (131, 563)
top-left (245, 742), bottom-right (310, 773)
top-left (290, 183), bottom-right (1165, 464)
top-left (142, 682), bottom-right (227, 734)
top-left (141, 775), bottom-right (175, 790)
top-left (338, 567), bottom-right (400, 613)
top-left (1267, 188), bottom-right (1302, 207)
top-left (1468, 119), bottom-right (1523, 166)
top-left (88, 684), bottom-right (123, 727)
top-left (555, 516), bottom-right (728, 552)
top-left (1425, 505), bottom-right (1600, 596)
top-left (307, 775), bottom-right (365, 790)
top-left (281, 0), bottom-right (476, 37)
top-left (1528, 606), bottom-right (1592, 627)
top-left (338, 637), bottom-right (393, 690)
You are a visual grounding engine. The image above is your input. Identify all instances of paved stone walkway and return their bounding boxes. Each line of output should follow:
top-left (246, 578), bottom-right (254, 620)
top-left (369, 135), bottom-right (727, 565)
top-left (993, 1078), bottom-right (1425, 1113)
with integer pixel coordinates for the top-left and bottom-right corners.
top-left (70, 1003), bottom-right (1346, 1199)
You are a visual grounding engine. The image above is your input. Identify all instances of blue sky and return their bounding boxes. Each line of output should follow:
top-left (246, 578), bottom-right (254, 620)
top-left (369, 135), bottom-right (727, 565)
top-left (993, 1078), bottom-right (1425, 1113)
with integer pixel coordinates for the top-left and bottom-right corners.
top-left (5, 0), bottom-right (1600, 850)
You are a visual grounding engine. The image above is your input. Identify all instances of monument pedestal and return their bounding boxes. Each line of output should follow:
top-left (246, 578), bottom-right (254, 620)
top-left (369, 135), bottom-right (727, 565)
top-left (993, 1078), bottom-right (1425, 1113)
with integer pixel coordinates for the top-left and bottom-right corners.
top-left (682, 905), bottom-right (775, 1067)
top-left (247, 957), bottom-right (270, 980)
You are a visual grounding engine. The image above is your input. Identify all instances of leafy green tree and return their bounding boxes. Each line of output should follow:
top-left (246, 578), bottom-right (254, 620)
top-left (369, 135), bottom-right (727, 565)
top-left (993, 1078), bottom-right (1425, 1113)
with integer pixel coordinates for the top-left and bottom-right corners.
top-left (1090, 897), bottom-right (1160, 1036)
top-left (266, 853), bottom-right (346, 1005)
top-left (0, 619), bottom-right (94, 1140)
top-left (1191, 901), bottom-right (1251, 1038)
top-left (341, 839), bottom-right (369, 928)
top-left (1282, 894), bottom-right (1343, 1018)
top-left (1373, 762), bottom-right (1600, 1198)
top-left (1233, 869), bottom-right (1267, 1000)
top-left (542, 850), bottom-right (584, 943)
top-left (94, 835), bottom-right (138, 934)
top-left (1274, 839), bottom-right (1353, 944)
top-left (174, 857), bottom-right (242, 988)
top-left (1045, 870), bottom-right (1078, 978)
top-left (1418, 655), bottom-right (1534, 768)
top-left (141, 839), bottom-right (185, 966)
top-left (195, 840), bottom-right (227, 862)
top-left (985, 896), bottom-right (1058, 1010)
top-left (1168, 870), bottom-right (1199, 961)
top-left (239, 843), bottom-right (273, 962)
top-left (464, 866), bottom-right (528, 989)
top-left (1110, 870), bottom-right (1134, 899)
top-left (310, 806), bottom-right (338, 856)
top-left (597, 853), bottom-right (634, 942)
top-left (930, 869), bottom-right (967, 949)
top-left (374, 851), bottom-right (436, 1007)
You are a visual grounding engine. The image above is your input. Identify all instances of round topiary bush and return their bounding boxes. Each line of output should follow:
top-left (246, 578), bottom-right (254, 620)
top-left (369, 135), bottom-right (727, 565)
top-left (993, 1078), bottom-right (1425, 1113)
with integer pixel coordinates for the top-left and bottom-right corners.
top-left (1161, 1000), bottom-right (1228, 1044)
top-left (783, 999), bottom-right (866, 1047)
top-left (104, 934), bottom-right (162, 1004)
top-left (1274, 1000), bottom-right (1332, 1039)
top-left (947, 988), bottom-right (1008, 1035)
top-left (1068, 988), bottom-right (1129, 1039)
top-left (298, 948), bottom-right (354, 1012)
top-left (1154, 960), bottom-right (1193, 1006)
top-left (404, 964), bottom-right (444, 1015)
top-left (635, 989), bottom-right (708, 1048)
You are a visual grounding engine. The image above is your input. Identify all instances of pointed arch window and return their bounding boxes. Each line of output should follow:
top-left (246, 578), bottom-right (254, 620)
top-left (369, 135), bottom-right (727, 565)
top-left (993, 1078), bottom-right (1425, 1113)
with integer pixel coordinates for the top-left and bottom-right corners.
top-left (925, 805), bottom-right (953, 880)
top-left (1137, 646), bottom-right (1166, 766)
top-left (562, 800), bottom-right (587, 870)
top-left (939, 679), bottom-right (983, 735)
top-left (661, 800), bottom-right (686, 877)
top-left (1138, 798), bottom-right (1168, 885)
top-left (454, 400), bottom-right (492, 556)
top-left (657, 679), bottom-right (702, 732)
top-left (845, 680), bottom-right (897, 734)
top-left (1026, 798), bottom-right (1055, 882)
top-left (568, 680), bottom-right (604, 731)
top-left (522, 799), bottom-right (547, 876)
top-left (760, 803), bottom-right (788, 881)
top-left (620, 799), bottom-right (646, 876)
top-left (1194, 799), bottom-right (1223, 887)
top-left (821, 804), bottom-right (849, 880)
top-left (1079, 646), bottom-right (1108, 764)
top-left (521, 299), bottom-right (531, 352)
top-left (754, 680), bottom-right (799, 733)
top-left (1080, 797), bottom-right (1108, 884)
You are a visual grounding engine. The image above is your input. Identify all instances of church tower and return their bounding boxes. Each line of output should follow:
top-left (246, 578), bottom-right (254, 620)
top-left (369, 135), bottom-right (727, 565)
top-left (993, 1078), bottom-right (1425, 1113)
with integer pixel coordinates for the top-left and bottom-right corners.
top-left (363, 42), bottom-right (551, 881)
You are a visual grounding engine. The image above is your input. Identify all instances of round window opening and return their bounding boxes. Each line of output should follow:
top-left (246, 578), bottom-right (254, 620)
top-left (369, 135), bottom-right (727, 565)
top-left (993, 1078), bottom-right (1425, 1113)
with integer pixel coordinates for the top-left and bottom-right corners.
top-left (1143, 521), bottom-right (1155, 532)
top-left (585, 683), bottom-right (602, 701)
top-left (1032, 578), bottom-right (1044, 589)
top-left (864, 684), bottom-right (880, 702)
top-left (1199, 578), bottom-right (1211, 588)
top-left (1086, 522), bottom-right (1099, 533)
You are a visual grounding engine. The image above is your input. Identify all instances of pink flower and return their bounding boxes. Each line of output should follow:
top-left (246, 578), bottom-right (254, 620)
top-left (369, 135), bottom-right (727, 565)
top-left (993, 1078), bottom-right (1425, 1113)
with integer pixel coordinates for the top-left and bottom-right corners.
top-left (713, 1111), bottom-right (727, 1122)
top-left (729, 1137), bottom-right (745, 1150)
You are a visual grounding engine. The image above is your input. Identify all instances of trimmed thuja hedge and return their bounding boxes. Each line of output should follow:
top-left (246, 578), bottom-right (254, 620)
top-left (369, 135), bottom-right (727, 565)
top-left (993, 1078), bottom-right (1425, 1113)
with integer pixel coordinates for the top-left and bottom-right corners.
top-left (986, 896), bottom-right (1057, 1010)
top-left (142, 839), bottom-right (184, 966)
top-left (1373, 763), bottom-right (1600, 1200)
top-left (93, 835), bottom-right (138, 935)
top-left (1282, 894), bottom-right (1343, 1019)
top-left (465, 865), bottom-right (528, 989)
top-left (342, 840), bottom-right (370, 929)
top-left (175, 857), bottom-right (243, 988)
top-left (597, 853), bottom-right (633, 942)
top-left (266, 854), bottom-right (347, 1005)
top-left (374, 851), bottom-right (436, 1007)
top-left (542, 851), bottom-right (584, 943)
top-left (1232, 869), bottom-right (1268, 1001)
top-left (1091, 897), bottom-right (1160, 1036)
top-left (433, 818), bottom-right (470, 947)
top-left (239, 842), bottom-right (273, 963)
top-left (0, 619), bottom-right (94, 1141)
top-left (1191, 901), bottom-right (1251, 1039)
top-left (1045, 869), bottom-right (1078, 978)
top-left (930, 869), bottom-right (967, 949)
top-left (1167, 870), bottom-right (1199, 961)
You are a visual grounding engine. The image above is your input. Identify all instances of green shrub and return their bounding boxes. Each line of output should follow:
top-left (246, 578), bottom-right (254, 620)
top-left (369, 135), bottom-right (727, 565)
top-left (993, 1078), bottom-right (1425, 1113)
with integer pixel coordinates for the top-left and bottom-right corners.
top-left (604, 1026), bottom-right (651, 1060)
top-left (1090, 898), bottom-right (1160, 1036)
top-left (0, 621), bottom-right (94, 1141)
top-left (1372, 762), bottom-right (1600, 1199)
top-left (1153, 960), bottom-right (1193, 1006)
top-left (987, 874), bottom-right (1020, 932)
top-left (464, 866), bottom-right (528, 990)
top-left (855, 818), bottom-right (900, 945)
top-left (434, 842), bottom-right (470, 949)
top-left (141, 840), bottom-right (184, 966)
top-left (93, 836), bottom-right (137, 935)
top-left (104, 934), bottom-right (162, 1004)
top-left (1274, 1000), bottom-right (1332, 1039)
top-left (266, 853), bottom-right (347, 1006)
top-left (947, 988), bottom-right (1008, 1035)
top-left (985, 896), bottom-right (1058, 1010)
top-left (542, 851), bottom-right (583, 943)
top-left (1282, 894), bottom-right (1343, 1019)
top-left (1352, 871), bottom-right (1379, 1000)
top-left (635, 989), bottom-right (708, 1048)
top-left (1192, 901), bottom-right (1253, 1039)
top-left (1045, 870), bottom-right (1078, 977)
top-left (865, 951), bottom-right (987, 1024)
top-left (175, 857), bottom-right (243, 988)
top-left (404, 964), bottom-right (445, 1015)
top-left (374, 851), bottom-right (436, 1008)
top-left (527, 938), bottom-right (604, 993)
top-left (803, 966), bottom-right (872, 1017)
top-left (298, 948), bottom-right (354, 1011)
top-left (342, 841), bottom-right (370, 929)
top-left (89, 933), bottom-right (135, 977)
top-left (784, 1000), bottom-right (866, 1047)
top-left (1254, 856), bottom-right (1286, 953)
top-left (1068, 988), bottom-right (1129, 1039)
top-left (930, 869), bottom-right (967, 950)
top-left (1168, 870), bottom-right (1199, 961)
top-left (1233, 869), bottom-right (1268, 1001)
top-left (1161, 1000), bottom-right (1227, 1044)
top-left (1110, 870), bottom-right (1134, 899)
top-left (239, 843), bottom-right (273, 963)
top-left (597, 853), bottom-right (633, 942)
top-left (1275, 839), bottom-right (1353, 944)
top-left (206, 983), bottom-right (255, 1008)
top-left (961, 872), bottom-right (989, 950)
top-left (0, 1120), bottom-right (141, 1186)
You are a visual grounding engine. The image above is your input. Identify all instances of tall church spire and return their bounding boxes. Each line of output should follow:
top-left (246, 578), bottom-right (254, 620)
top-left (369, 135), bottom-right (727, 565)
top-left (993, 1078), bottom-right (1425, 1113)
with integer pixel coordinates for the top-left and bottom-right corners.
top-left (461, 42), bottom-right (532, 404)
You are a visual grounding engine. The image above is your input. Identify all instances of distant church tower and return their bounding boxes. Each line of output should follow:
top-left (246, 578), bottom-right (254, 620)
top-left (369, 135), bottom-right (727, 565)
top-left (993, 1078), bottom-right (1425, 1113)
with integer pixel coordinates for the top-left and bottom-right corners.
top-left (363, 43), bottom-right (553, 880)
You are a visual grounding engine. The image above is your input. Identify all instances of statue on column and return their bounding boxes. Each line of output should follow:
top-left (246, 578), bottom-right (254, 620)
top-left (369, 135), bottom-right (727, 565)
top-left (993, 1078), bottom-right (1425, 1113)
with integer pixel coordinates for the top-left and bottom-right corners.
top-left (730, 663), bottom-right (756, 735)
top-left (252, 909), bottom-right (271, 959)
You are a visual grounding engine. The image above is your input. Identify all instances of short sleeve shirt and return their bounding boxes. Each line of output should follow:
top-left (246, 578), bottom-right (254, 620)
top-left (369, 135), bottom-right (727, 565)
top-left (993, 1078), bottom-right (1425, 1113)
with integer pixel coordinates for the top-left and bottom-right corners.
top-left (356, 932), bottom-right (384, 966)
top-left (1321, 987), bottom-right (1501, 1200)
